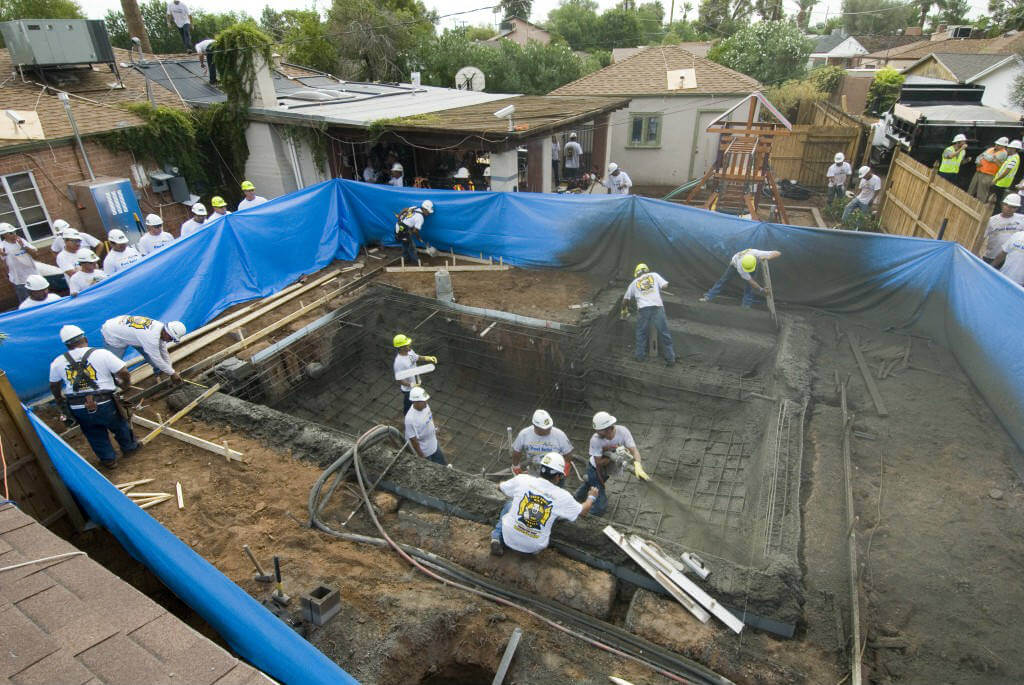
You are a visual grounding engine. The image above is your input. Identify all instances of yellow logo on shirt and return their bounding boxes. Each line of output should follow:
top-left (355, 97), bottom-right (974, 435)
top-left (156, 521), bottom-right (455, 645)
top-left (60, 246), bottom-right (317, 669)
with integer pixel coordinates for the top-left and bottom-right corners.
top-left (517, 492), bottom-right (553, 531)
top-left (124, 316), bottom-right (154, 330)
top-left (65, 363), bottom-right (98, 391)
top-left (636, 275), bottom-right (655, 292)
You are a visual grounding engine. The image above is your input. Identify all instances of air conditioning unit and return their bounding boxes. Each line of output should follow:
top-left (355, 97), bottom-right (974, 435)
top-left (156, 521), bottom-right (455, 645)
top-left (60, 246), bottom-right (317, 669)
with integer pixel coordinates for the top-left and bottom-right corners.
top-left (0, 19), bottom-right (114, 68)
top-left (950, 25), bottom-right (972, 39)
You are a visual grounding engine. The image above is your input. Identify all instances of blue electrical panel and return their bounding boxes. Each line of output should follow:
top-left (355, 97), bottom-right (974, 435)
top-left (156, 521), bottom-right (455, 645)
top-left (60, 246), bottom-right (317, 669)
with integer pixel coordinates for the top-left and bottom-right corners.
top-left (90, 178), bottom-right (145, 243)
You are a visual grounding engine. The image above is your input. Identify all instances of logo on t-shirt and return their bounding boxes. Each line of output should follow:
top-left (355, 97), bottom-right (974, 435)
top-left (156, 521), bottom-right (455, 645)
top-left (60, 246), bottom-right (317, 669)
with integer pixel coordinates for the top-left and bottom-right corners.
top-left (636, 275), bottom-right (655, 292)
top-left (124, 315), bottom-right (154, 330)
top-left (516, 491), bottom-right (553, 534)
top-left (65, 362), bottom-right (98, 392)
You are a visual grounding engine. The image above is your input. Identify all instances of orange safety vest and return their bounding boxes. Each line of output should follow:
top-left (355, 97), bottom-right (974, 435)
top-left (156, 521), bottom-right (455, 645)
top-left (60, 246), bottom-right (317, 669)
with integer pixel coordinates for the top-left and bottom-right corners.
top-left (977, 147), bottom-right (1004, 176)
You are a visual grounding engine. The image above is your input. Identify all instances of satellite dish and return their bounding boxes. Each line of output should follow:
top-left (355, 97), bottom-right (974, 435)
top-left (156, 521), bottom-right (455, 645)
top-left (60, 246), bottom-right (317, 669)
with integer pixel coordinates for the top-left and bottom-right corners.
top-left (455, 66), bottom-right (486, 92)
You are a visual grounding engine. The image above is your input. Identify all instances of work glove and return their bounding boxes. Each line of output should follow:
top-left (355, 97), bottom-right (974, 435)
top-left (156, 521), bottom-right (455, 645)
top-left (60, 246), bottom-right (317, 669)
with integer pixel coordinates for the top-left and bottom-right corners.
top-left (619, 304), bottom-right (629, 320)
top-left (633, 462), bottom-right (650, 481)
top-left (422, 356), bottom-right (438, 364)
top-left (512, 464), bottom-right (524, 475)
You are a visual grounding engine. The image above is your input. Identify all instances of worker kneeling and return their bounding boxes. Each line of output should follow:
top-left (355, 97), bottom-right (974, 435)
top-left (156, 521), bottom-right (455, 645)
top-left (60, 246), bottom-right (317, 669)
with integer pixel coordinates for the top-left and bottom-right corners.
top-left (491, 452), bottom-right (599, 557)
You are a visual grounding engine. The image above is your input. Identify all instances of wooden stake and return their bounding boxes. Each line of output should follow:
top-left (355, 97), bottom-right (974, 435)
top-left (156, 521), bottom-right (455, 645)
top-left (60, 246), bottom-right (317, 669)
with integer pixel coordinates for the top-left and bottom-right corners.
top-left (140, 383), bottom-right (222, 445)
top-left (131, 415), bottom-right (244, 461)
top-left (141, 495), bottom-right (174, 510)
top-left (176, 482), bottom-right (184, 509)
top-left (116, 478), bottom-right (154, 492)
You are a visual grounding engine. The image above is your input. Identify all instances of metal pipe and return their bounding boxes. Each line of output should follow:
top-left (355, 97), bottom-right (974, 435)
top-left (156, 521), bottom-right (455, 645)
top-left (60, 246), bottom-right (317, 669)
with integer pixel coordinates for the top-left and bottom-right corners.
top-left (58, 92), bottom-right (94, 180)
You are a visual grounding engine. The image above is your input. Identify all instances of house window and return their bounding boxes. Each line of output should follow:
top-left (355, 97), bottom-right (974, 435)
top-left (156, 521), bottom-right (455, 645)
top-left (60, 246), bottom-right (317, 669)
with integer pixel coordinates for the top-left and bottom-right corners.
top-left (0, 171), bottom-right (52, 242)
top-left (628, 113), bottom-right (662, 148)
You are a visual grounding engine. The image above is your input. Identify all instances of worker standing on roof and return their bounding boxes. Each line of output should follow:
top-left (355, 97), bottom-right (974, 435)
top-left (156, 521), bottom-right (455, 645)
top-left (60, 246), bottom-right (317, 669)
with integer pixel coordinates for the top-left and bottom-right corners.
top-left (491, 452), bottom-right (598, 557)
top-left (982, 194), bottom-right (1024, 264)
top-left (68, 251), bottom-right (106, 295)
top-left (166, 0), bottom-right (193, 53)
top-left (574, 412), bottom-right (647, 516)
top-left (826, 152), bottom-right (852, 203)
top-left (389, 163), bottom-right (405, 187)
top-left (50, 219), bottom-right (99, 256)
top-left (938, 133), bottom-right (968, 185)
top-left (137, 215), bottom-right (174, 256)
top-left (841, 166), bottom-right (881, 223)
top-left (103, 230), bottom-right (142, 276)
top-left (511, 410), bottom-right (573, 476)
top-left (50, 325), bottom-right (139, 470)
top-left (969, 137), bottom-right (1008, 202)
top-left (700, 248), bottom-right (781, 309)
top-left (18, 274), bottom-right (62, 309)
top-left (101, 315), bottom-right (186, 384)
top-left (237, 181), bottom-right (268, 210)
top-left (992, 139), bottom-right (1022, 206)
top-left (395, 200), bottom-right (434, 265)
top-left (207, 196), bottom-right (231, 224)
top-left (179, 202), bottom-right (208, 239)
top-left (604, 163), bottom-right (632, 195)
top-left (1, 222), bottom-right (41, 303)
top-left (393, 333), bottom-right (437, 415)
top-left (623, 263), bottom-right (676, 367)
top-left (564, 132), bottom-right (582, 179)
top-left (195, 38), bottom-right (217, 84)
top-left (404, 386), bottom-right (447, 465)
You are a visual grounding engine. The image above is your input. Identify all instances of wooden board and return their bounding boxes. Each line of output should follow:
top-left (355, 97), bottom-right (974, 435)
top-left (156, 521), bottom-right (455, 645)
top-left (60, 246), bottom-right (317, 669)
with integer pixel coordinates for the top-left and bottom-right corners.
top-left (385, 265), bottom-right (512, 273)
top-left (848, 333), bottom-right (889, 417)
top-left (131, 415), bottom-right (244, 461)
top-left (762, 261), bottom-right (779, 329)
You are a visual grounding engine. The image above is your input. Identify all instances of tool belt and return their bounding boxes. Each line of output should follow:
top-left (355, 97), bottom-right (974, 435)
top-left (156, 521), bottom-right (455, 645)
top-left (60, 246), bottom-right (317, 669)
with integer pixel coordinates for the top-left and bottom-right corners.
top-left (66, 391), bottom-right (115, 411)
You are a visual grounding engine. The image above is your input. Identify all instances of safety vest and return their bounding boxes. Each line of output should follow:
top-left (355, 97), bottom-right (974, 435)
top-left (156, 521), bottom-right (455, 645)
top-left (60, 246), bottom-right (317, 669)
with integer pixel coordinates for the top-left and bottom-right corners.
top-left (452, 182), bottom-right (475, 191)
top-left (939, 146), bottom-right (965, 174)
top-left (995, 153), bottom-right (1020, 188)
top-left (977, 147), bottom-right (1004, 175)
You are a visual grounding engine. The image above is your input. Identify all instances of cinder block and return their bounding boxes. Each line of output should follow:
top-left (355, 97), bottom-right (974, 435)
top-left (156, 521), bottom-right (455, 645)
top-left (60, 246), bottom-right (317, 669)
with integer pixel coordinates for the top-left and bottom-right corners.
top-left (300, 585), bottom-right (340, 626)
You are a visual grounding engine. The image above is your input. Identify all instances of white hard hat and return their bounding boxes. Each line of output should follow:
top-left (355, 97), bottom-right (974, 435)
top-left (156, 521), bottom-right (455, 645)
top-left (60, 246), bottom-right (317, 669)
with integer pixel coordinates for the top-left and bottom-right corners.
top-left (164, 320), bottom-right (187, 342)
top-left (108, 229), bottom-right (130, 244)
top-left (834, 152), bottom-right (845, 163)
top-left (1011, 140), bottom-right (1023, 150)
top-left (77, 250), bottom-right (99, 263)
top-left (953, 133), bottom-right (967, 143)
top-left (532, 409), bottom-right (553, 429)
top-left (25, 274), bottom-right (49, 291)
top-left (858, 165), bottom-right (871, 177)
top-left (0, 222), bottom-right (15, 235)
top-left (52, 219), bottom-right (70, 231)
top-left (420, 199), bottom-right (434, 214)
top-left (61, 228), bottom-right (81, 240)
top-left (392, 163), bottom-right (404, 173)
top-left (592, 411), bottom-right (616, 430)
top-left (1003, 193), bottom-right (1022, 208)
top-left (538, 452), bottom-right (565, 476)
top-left (569, 132), bottom-right (577, 139)
top-left (191, 202), bottom-right (207, 216)
top-left (996, 136), bottom-right (1010, 146)
top-left (145, 213), bottom-right (163, 227)
top-left (483, 167), bottom-right (491, 177)
top-left (454, 167), bottom-right (470, 179)
top-left (60, 324), bottom-right (85, 343)
top-left (608, 162), bottom-right (619, 173)
top-left (409, 386), bottom-right (430, 402)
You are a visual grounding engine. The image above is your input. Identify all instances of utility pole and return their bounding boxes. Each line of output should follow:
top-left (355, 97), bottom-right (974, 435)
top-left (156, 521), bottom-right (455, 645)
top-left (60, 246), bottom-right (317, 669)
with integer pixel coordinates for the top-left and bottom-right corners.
top-left (120, 0), bottom-right (152, 54)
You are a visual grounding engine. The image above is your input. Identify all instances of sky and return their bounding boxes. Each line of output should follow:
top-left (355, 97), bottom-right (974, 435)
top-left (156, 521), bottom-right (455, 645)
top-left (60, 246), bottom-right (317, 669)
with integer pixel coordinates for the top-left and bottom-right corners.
top-left (84, 0), bottom-right (992, 35)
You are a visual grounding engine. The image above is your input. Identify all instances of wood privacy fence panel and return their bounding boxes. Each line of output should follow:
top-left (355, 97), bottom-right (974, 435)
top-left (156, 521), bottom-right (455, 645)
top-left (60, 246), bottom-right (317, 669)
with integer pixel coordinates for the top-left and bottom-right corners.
top-left (879, 149), bottom-right (989, 253)
top-left (771, 124), bottom-right (862, 187)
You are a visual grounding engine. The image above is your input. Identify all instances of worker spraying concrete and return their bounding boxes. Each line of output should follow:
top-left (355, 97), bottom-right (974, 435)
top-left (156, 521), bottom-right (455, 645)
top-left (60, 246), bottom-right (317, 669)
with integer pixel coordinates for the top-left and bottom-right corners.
top-left (574, 411), bottom-right (649, 516)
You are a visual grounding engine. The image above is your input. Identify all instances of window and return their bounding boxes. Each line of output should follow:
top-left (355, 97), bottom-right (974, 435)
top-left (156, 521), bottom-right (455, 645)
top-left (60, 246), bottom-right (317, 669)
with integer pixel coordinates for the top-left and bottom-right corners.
top-left (0, 171), bottom-right (52, 242)
top-left (628, 113), bottom-right (662, 148)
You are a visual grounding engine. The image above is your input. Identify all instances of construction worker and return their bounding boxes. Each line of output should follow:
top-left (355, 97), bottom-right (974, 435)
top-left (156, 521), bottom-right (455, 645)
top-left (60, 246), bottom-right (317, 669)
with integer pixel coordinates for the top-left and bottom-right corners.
top-left (1, 222), bottom-right (41, 303)
top-left (969, 137), bottom-right (1008, 202)
top-left (841, 166), bottom-right (881, 223)
top-left (166, 0), bottom-right (193, 52)
top-left (700, 248), bottom-right (781, 309)
top-left (207, 196), bottom-right (231, 224)
top-left (55, 230), bottom-right (88, 278)
top-left (68, 251), bottom-right (107, 295)
top-left (395, 200), bottom-right (434, 265)
top-left (992, 139), bottom-right (1022, 206)
top-left (511, 409), bottom-right (573, 476)
top-left (362, 159), bottom-right (379, 183)
top-left (491, 452), bottom-right (599, 557)
top-left (101, 315), bottom-right (186, 383)
top-left (452, 167), bottom-right (474, 191)
top-left (404, 386), bottom-right (447, 465)
top-left (604, 163), bottom-right (632, 195)
top-left (18, 274), bottom-right (62, 309)
top-left (137, 214), bottom-right (174, 256)
top-left (237, 181), bottom-right (268, 210)
top-left (982, 194), bottom-right (1024, 264)
top-left (574, 412), bottom-right (647, 516)
top-left (50, 324), bottom-right (139, 469)
top-left (826, 152), bottom-right (852, 203)
top-left (623, 263), bottom-right (676, 366)
top-left (991, 225), bottom-right (1024, 285)
top-left (551, 135), bottom-right (561, 188)
top-left (195, 38), bottom-right (217, 84)
top-left (389, 163), bottom-right (405, 187)
top-left (179, 202), bottom-right (208, 239)
top-left (50, 220), bottom-right (99, 255)
top-left (564, 132), bottom-right (582, 179)
top-left (938, 133), bottom-right (968, 185)
top-left (393, 333), bottom-right (437, 415)
top-left (103, 230), bottom-right (142, 276)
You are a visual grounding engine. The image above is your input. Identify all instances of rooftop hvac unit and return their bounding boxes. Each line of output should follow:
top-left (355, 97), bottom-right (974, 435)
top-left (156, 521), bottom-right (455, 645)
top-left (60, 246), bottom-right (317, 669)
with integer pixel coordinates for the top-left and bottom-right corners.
top-left (0, 19), bottom-right (115, 68)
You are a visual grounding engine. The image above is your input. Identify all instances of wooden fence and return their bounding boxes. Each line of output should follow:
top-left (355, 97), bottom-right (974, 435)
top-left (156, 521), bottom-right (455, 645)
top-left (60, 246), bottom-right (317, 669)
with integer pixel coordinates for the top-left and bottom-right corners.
top-left (770, 103), bottom-right (869, 188)
top-left (878, 149), bottom-right (990, 253)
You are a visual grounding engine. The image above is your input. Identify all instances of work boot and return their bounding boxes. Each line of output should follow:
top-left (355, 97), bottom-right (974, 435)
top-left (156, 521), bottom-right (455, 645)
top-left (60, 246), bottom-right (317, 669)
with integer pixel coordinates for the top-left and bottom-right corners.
top-left (490, 539), bottom-right (504, 557)
top-left (665, 358), bottom-right (676, 367)
top-left (99, 458), bottom-right (119, 470)
top-left (698, 296), bottom-right (709, 303)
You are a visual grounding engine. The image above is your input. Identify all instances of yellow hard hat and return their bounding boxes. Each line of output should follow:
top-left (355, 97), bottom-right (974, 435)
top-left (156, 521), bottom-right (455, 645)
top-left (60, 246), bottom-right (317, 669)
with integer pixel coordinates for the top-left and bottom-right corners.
top-left (634, 263), bottom-right (649, 277)
top-left (740, 253), bottom-right (757, 272)
top-left (211, 195), bottom-right (227, 207)
top-left (240, 180), bottom-right (255, 191)
top-left (393, 333), bottom-right (412, 348)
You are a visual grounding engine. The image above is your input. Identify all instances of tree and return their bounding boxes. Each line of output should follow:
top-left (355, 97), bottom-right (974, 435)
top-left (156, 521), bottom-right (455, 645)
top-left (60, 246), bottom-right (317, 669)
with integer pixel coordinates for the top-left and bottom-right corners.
top-left (931, 0), bottom-right (970, 27)
top-left (841, 0), bottom-right (918, 34)
top-left (865, 66), bottom-right (904, 114)
top-left (916, 0), bottom-right (933, 27)
top-left (499, 0), bottom-right (533, 19)
top-left (596, 7), bottom-right (642, 49)
top-left (328, 0), bottom-right (435, 82)
top-left (0, 0), bottom-right (83, 22)
top-left (794, 0), bottom-right (818, 29)
top-left (545, 0), bottom-right (600, 51)
top-left (636, 1), bottom-right (667, 44)
top-left (662, 19), bottom-right (700, 41)
top-left (696, 0), bottom-right (751, 37)
top-left (707, 20), bottom-right (812, 85)
top-left (276, 10), bottom-right (339, 74)
top-left (755, 0), bottom-right (784, 21)
top-left (259, 6), bottom-right (286, 41)
top-left (464, 24), bottom-right (497, 40)
top-left (1010, 68), bottom-right (1024, 111)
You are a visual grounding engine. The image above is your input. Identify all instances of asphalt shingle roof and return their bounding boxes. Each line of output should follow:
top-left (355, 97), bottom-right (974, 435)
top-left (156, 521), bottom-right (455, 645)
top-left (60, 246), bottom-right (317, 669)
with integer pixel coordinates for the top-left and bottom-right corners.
top-left (932, 52), bottom-right (1015, 81)
top-left (811, 33), bottom-right (848, 55)
top-left (550, 44), bottom-right (760, 96)
top-left (867, 33), bottom-right (1024, 59)
top-left (853, 35), bottom-right (921, 53)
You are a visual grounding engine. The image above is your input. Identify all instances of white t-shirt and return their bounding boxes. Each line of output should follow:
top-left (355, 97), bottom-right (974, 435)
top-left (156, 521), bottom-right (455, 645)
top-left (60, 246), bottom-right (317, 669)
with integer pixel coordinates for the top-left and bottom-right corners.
top-left (624, 272), bottom-right (667, 309)
top-left (167, 0), bottom-right (190, 27)
top-left (56, 248), bottom-right (91, 274)
top-left (18, 293), bottom-right (61, 309)
top-left (730, 248), bottom-right (775, 281)
top-left (397, 210), bottom-right (424, 237)
top-left (49, 347), bottom-right (125, 397)
top-left (51, 232), bottom-right (99, 254)
top-left (513, 426), bottom-right (573, 465)
top-left (588, 425), bottom-right (636, 467)
top-left (1000, 230), bottom-right (1024, 285)
top-left (564, 141), bottom-right (582, 169)
top-left (827, 162), bottom-right (851, 188)
top-left (404, 405), bottom-right (438, 457)
top-left (551, 141), bottom-right (560, 161)
top-left (607, 171), bottom-right (632, 195)
top-left (983, 213), bottom-right (1024, 259)
top-left (68, 268), bottom-right (107, 295)
top-left (856, 174), bottom-right (882, 204)
top-left (237, 195), bottom-right (268, 211)
top-left (179, 218), bottom-right (207, 239)
top-left (388, 176), bottom-right (405, 187)
top-left (103, 246), bottom-right (142, 276)
top-left (362, 166), bottom-right (377, 183)
top-left (206, 210), bottom-right (230, 225)
top-left (498, 474), bottom-right (583, 554)
top-left (394, 349), bottom-right (420, 391)
top-left (138, 231), bottom-right (174, 256)
top-left (1, 239), bottom-right (38, 285)
top-left (194, 39), bottom-right (214, 55)
top-left (101, 315), bottom-right (174, 374)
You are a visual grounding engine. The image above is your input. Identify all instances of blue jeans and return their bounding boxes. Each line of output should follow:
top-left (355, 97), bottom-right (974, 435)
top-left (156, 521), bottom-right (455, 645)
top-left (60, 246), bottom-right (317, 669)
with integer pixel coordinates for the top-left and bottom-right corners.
top-left (401, 390), bottom-right (412, 416)
top-left (400, 235), bottom-right (419, 265)
top-left (70, 400), bottom-right (138, 464)
top-left (842, 198), bottom-right (871, 223)
top-left (704, 264), bottom-right (756, 307)
top-left (491, 500), bottom-right (512, 542)
top-left (827, 185), bottom-right (844, 203)
top-left (574, 464), bottom-right (608, 516)
top-left (14, 283), bottom-right (28, 303)
top-left (178, 23), bottom-right (192, 51)
top-left (425, 445), bottom-right (447, 466)
top-left (634, 306), bottom-right (675, 362)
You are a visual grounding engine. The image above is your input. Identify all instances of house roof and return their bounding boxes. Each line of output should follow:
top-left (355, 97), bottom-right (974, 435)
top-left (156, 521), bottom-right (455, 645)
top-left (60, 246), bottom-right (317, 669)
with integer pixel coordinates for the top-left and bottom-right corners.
top-left (866, 33), bottom-right (1024, 60)
top-left (132, 57), bottom-right (328, 105)
top-left (928, 52), bottom-right (1016, 82)
top-left (0, 504), bottom-right (271, 685)
top-left (613, 42), bottom-right (712, 63)
top-left (549, 44), bottom-right (760, 96)
top-left (811, 32), bottom-right (849, 55)
top-left (0, 47), bottom-right (188, 150)
top-left (854, 35), bottom-right (921, 53)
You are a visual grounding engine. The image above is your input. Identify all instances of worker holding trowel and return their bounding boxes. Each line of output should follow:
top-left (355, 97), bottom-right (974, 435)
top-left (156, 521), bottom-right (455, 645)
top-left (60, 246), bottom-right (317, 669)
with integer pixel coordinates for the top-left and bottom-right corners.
top-left (393, 333), bottom-right (437, 416)
top-left (511, 409), bottom-right (574, 476)
top-left (699, 249), bottom-right (781, 309)
top-left (574, 411), bottom-right (649, 516)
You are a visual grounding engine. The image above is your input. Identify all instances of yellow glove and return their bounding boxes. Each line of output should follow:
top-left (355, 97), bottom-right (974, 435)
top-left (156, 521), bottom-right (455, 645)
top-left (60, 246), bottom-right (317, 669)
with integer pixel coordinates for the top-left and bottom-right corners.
top-left (422, 356), bottom-right (438, 364)
top-left (633, 462), bottom-right (650, 481)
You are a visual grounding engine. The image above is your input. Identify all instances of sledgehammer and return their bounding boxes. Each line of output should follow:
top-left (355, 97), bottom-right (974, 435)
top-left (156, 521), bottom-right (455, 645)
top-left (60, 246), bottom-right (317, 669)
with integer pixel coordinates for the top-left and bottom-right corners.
top-left (243, 544), bottom-right (273, 583)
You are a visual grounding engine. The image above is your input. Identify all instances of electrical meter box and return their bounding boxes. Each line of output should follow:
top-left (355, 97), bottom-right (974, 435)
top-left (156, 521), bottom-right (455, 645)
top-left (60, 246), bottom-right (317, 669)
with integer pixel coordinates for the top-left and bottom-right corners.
top-left (68, 177), bottom-right (145, 245)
